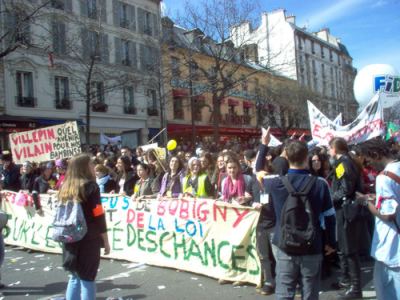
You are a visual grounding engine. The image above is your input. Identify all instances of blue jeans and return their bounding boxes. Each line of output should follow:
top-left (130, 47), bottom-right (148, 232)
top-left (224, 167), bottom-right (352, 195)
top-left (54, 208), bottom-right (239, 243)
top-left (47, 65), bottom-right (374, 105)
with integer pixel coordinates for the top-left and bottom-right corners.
top-left (66, 274), bottom-right (96, 300)
top-left (374, 260), bottom-right (400, 300)
top-left (0, 234), bottom-right (4, 282)
top-left (275, 248), bottom-right (322, 300)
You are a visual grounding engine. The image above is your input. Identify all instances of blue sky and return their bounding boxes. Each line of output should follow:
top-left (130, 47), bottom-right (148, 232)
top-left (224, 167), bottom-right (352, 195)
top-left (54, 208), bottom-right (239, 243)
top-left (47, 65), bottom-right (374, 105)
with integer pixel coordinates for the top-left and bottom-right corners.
top-left (162, 0), bottom-right (400, 73)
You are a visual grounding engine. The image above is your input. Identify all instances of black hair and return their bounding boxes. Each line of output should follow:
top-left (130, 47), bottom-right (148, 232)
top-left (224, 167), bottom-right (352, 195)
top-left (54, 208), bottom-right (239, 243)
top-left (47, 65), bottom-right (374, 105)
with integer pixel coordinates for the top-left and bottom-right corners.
top-left (359, 138), bottom-right (393, 160)
top-left (137, 162), bottom-right (151, 173)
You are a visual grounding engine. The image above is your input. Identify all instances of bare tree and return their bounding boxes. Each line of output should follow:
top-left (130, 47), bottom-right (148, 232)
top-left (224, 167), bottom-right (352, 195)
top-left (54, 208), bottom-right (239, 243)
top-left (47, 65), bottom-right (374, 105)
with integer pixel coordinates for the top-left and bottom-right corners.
top-left (168, 0), bottom-right (265, 143)
top-left (47, 1), bottom-right (144, 144)
top-left (256, 79), bottom-right (315, 137)
top-left (0, 0), bottom-right (51, 59)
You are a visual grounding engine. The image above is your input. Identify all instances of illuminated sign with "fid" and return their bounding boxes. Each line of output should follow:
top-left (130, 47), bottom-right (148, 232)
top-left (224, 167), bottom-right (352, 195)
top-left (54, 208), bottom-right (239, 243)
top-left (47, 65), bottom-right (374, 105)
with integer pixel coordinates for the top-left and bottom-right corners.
top-left (374, 75), bottom-right (400, 95)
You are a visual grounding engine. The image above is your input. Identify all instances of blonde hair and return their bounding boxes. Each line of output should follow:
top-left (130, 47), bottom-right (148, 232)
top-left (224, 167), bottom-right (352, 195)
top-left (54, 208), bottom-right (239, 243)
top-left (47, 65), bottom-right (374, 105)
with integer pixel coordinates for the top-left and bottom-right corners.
top-left (58, 154), bottom-right (94, 203)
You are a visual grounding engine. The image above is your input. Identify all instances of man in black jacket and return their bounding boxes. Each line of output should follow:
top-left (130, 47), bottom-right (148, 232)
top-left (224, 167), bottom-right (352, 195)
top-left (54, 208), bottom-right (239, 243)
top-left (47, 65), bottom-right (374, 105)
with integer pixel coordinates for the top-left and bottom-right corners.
top-left (262, 138), bottom-right (336, 300)
top-left (329, 137), bottom-right (363, 299)
top-left (0, 153), bottom-right (20, 192)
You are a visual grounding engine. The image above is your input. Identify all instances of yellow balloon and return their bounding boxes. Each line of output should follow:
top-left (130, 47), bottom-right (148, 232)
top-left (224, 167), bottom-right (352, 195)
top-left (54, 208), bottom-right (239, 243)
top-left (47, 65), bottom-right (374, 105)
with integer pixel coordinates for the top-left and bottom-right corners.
top-left (167, 139), bottom-right (177, 151)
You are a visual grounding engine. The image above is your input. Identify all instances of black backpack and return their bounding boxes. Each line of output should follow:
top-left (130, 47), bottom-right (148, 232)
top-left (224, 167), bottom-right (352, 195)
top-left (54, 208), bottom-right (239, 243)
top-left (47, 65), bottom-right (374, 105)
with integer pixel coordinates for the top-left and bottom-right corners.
top-left (278, 175), bottom-right (317, 255)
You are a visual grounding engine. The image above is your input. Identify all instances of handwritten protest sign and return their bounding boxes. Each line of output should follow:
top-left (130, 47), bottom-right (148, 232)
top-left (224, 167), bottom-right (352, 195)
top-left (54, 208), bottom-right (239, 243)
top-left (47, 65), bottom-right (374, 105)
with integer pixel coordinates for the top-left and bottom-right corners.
top-left (308, 93), bottom-right (385, 146)
top-left (9, 122), bottom-right (81, 164)
top-left (0, 191), bottom-right (261, 285)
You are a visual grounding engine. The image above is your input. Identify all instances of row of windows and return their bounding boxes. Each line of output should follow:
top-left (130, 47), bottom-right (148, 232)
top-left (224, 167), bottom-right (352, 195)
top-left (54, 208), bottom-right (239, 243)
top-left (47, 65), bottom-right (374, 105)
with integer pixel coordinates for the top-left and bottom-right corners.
top-left (50, 0), bottom-right (159, 37)
top-left (40, 20), bottom-right (159, 70)
top-left (297, 36), bottom-right (340, 65)
top-left (15, 71), bottom-right (158, 115)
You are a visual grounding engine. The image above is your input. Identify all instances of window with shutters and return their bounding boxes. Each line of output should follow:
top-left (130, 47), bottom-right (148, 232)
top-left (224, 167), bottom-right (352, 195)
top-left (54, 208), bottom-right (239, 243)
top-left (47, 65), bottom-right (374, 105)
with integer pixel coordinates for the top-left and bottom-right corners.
top-left (91, 81), bottom-right (104, 103)
top-left (51, 0), bottom-right (65, 10)
top-left (83, 30), bottom-right (108, 63)
top-left (5, 12), bottom-right (31, 45)
top-left (16, 71), bottom-right (35, 107)
top-left (138, 8), bottom-right (155, 36)
top-left (123, 86), bottom-right (135, 114)
top-left (140, 44), bottom-right (157, 72)
top-left (87, 0), bottom-right (97, 19)
top-left (114, 1), bottom-right (135, 31)
top-left (55, 76), bottom-right (71, 109)
top-left (173, 97), bottom-right (183, 119)
top-left (122, 40), bottom-right (130, 66)
top-left (147, 89), bottom-right (158, 116)
top-left (52, 21), bottom-right (66, 55)
top-left (119, 3), bottom-right (129, 28)
top-left (171, 57), bottom-right (180, 77)
top-left (144, 11), bottom-right (153, 35)
top-left (89, 31), bottom-right (101, 59)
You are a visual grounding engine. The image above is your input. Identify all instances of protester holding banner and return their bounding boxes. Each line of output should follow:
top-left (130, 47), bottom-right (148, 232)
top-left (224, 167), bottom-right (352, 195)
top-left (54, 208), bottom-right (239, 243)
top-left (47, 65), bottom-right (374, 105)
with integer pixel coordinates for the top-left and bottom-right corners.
top-left (220, 157), bottom-right (260, 206)
top-left (182, 157), bottom-right (214, 198)
top-left (58, 154), bottom-right (110, 300)
top-left (95, 164), bottom-right (117, 193)
top-left (131, 163), bottom-right (157, 201)
top-left (32, 162), bottom-right (57, 216)
top-left (329, 137), bottom-right (363, 299)
top-left (199, 152), bottom-right (215, 180)
top-left (0, 153), bottom-right (20, 192)
top-left (158, 156), bottom-right (184, 199)
top-left (115, 156), bottom-right (139, 196)
top-left (144, 149), bottom-right (165, 194)
top-left (20, 161), bottom-right (37, 193)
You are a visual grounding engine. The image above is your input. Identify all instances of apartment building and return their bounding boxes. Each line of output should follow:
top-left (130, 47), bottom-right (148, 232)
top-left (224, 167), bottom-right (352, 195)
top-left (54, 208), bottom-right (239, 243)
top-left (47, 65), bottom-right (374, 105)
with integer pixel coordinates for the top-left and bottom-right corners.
top-left (0, 0), bottom-right (162, 149)
top-left (231, 9), bottom-right (358, 122)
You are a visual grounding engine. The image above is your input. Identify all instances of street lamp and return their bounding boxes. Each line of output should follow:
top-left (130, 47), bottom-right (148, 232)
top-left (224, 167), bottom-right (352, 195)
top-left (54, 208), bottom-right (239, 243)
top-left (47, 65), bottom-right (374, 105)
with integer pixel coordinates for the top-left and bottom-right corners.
top-left (189, 60), bottom-right (196, 149)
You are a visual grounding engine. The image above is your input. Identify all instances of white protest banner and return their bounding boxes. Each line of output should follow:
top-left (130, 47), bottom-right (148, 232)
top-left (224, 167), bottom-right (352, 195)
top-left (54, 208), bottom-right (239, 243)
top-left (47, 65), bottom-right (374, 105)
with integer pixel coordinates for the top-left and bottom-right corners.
top-left (308, 93), bottom-right (384, 146)
top-left (261, 127), bottom-right (282, 147)
top-left (100, 133), bottom-right (121, 145)
top-left (9, 122), bottom-right (81, 164)
top-left (332, 113), bottom-right (343, 126)
top-left (140, 143), bottom-right (158, 152)
top-left (1, 191), bottom-right (262, 285)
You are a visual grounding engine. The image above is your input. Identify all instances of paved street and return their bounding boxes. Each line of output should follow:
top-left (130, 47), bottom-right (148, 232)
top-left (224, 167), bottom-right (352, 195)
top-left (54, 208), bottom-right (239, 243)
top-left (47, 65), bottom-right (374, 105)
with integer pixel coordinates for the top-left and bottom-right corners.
top-left (1, 246), bottom-right (377, 300)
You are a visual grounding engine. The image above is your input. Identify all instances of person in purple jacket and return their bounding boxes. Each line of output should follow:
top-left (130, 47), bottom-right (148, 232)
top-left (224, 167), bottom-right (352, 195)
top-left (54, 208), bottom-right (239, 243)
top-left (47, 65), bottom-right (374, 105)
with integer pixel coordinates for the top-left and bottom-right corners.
top-left (158, 156), bottom-right (184, 199)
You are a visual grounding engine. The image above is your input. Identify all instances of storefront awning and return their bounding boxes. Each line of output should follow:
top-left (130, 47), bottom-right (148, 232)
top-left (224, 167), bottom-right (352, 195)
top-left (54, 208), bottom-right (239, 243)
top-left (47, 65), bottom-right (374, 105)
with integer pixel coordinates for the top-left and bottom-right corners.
top-left (167, 123), bottom-right (259, 136)
top-left (172, 89), bottom-right (189, 98)
top-left (0, 115), bottom-right (38, 133)
top-left (243, 101), bottom-right (254, 108)
top-left (34, 118), bottom-right (85, 126)
top-left (227, 98), bottom-right (239, 106)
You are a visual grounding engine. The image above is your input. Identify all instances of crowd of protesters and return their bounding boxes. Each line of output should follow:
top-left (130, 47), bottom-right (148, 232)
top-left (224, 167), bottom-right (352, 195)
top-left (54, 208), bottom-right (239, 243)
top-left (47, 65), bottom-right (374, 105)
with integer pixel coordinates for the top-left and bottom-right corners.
top-left (0, 131), bottom-right (399, 300)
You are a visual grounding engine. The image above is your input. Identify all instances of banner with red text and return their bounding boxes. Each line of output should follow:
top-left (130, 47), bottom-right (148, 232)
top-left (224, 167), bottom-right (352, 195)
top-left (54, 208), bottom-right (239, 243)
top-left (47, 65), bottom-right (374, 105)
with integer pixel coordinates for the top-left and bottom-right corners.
top-left (308, 93), bottom-right (385, 146)
top-left (0, 191), bottom-right (261, 285)
top-left (9, 121), bottom-right (81, 164)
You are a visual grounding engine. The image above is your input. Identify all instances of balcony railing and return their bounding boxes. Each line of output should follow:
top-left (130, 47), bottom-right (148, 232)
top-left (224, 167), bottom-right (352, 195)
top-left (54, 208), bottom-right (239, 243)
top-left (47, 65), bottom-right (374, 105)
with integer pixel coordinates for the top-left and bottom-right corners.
top-left (92, 101), bottom-right (108, 112)
top-left (55, 98), bottom-right (72, 109)
top-left (122, 58), bottom-right (131, 66)
top-left (120, 19), bottom-right (129, 29)
top-left (174, 110), bottom-right (184, 119)
top-left (221, 113), bottom-right (251, 126)
top-left (124, 106), bottom-right (137, 114)
top-left (147, 108), bottom-right (159, 116)
top-left (16, 96), bottom-right (36, 107)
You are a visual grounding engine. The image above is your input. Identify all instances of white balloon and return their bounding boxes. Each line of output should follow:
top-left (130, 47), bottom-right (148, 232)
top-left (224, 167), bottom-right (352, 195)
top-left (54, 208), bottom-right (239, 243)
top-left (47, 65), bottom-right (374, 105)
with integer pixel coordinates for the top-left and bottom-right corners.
top-left (354, 64), bottom-right (399, 108)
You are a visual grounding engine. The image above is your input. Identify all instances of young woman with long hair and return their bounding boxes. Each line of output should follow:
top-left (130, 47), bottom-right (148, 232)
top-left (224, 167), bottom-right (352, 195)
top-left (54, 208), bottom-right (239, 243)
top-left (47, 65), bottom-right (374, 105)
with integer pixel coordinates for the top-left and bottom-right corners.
top-left (58, 154), bottom-right (110, 300)
top-left (115, 156), bottom-right (138, 196)
top-left (131, 163), bottom-right (157, 201)
top-left (220, 158), bottom-right (259, 205)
